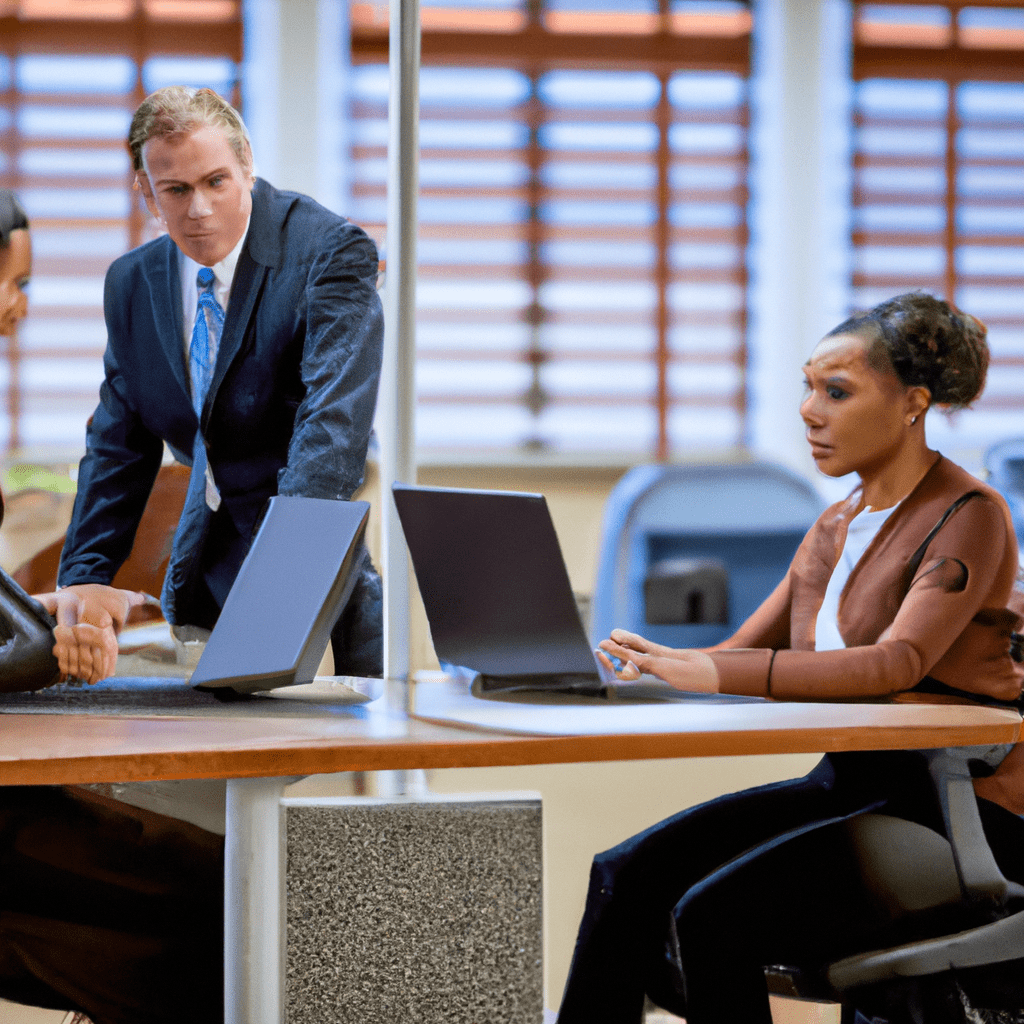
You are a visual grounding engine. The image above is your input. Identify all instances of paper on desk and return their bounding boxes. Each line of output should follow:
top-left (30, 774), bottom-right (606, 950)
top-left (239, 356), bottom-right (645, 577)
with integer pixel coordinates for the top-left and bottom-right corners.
top-left (116, 622), bottom-right (188, 677)
top-left (411, 678), bottom-right (766, 736)
top-left (259, 676), bottom-right (381, 704)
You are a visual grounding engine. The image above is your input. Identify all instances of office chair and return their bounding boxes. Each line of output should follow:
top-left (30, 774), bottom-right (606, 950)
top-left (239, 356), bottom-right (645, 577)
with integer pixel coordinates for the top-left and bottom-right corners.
top-left (591, 462), bottom-right (825, 648)
top-left (0, 490), bottom-right (60, 690)
top-left (11, 462), bottom-right (189, 625)
top-left (984, 439), bottom-right (1024, 545)
top-left (762, 744), bottom-right (1024, 1024)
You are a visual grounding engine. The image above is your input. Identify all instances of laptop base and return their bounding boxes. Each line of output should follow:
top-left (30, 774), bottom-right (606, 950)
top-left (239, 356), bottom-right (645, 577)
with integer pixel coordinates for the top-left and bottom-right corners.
top-left (469, 671), bottom-right (608, 698)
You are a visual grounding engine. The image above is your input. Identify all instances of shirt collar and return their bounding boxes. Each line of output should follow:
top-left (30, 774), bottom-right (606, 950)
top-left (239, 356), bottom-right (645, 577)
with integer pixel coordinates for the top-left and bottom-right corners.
top-left (179, 215), bottom-right (250, 293)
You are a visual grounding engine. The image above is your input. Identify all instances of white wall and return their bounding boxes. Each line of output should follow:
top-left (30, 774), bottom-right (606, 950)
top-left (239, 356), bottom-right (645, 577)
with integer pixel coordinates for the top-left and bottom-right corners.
top-left (243, 0), bottom-right (352, 213)
top-left (748, 0), bottom-right (853, 490)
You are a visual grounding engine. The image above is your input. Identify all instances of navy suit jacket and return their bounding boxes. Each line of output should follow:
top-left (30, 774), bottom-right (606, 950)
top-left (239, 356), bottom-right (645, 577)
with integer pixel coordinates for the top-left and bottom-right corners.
top-left (58, 178), bottom-right (384, 626)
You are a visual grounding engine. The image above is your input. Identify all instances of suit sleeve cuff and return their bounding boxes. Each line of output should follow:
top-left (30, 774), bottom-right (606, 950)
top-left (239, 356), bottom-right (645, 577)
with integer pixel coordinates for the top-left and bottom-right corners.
top-left (708, 648), bottom-right (774, 698)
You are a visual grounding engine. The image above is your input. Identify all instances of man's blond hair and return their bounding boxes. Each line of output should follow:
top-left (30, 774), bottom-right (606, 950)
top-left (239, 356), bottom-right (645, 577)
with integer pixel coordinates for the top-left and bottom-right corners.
top-left (128, 86), bottom-right (252, 173)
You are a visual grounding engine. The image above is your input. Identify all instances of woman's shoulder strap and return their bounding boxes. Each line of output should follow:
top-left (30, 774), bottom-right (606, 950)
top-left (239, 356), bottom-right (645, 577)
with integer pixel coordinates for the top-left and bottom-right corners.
top-left (905, 489), bottom-right (984, 582)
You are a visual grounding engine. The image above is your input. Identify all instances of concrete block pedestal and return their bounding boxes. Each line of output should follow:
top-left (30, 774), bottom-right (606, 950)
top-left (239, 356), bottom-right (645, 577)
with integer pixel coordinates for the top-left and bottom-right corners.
top-left (283, 794), bottom-right (543, 1024)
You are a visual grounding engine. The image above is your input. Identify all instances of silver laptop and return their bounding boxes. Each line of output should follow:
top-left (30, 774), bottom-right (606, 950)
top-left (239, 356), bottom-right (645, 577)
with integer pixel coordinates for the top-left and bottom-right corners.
top-left (191, 495), bottom-right (369, 696)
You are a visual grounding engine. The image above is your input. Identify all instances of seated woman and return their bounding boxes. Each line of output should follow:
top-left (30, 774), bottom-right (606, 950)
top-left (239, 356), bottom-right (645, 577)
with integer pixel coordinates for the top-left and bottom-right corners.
top-left (556, 292), bottom-right (1024, 1024)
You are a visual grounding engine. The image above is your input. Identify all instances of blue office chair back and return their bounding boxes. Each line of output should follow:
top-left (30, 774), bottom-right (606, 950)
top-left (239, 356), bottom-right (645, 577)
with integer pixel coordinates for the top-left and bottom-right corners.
top-left (984, 438), bottom-right (1024, 544)
top-left (591, 462), bottom-right (826, 648)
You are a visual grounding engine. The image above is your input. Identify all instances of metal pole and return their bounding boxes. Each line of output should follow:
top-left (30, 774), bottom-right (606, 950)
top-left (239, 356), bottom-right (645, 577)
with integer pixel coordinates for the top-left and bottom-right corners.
top-left (380, 0), bottom-right (420, 688)
top-left (223, 776), bottom-right (294, 1024)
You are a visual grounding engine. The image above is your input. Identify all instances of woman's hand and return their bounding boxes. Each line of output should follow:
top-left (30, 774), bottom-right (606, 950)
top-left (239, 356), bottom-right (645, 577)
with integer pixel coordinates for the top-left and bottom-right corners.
top-left (597, 629), bottom-right (720, 693)
top-left (35, 585), bottom-right (148, 685)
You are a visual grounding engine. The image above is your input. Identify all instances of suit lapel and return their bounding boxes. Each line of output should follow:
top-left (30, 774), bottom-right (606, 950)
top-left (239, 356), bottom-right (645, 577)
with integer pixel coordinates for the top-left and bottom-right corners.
top-left (147, 237), bottom-right (191, 405)
top-left (207, 246), bottom-right (264, 416)
top-left (205, 179), bottom-right (280, 420)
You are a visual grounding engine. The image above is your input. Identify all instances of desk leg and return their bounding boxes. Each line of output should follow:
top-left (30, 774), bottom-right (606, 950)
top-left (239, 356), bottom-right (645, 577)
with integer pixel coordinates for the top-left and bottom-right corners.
top-left (224, 776), bottom-right (299, 1024)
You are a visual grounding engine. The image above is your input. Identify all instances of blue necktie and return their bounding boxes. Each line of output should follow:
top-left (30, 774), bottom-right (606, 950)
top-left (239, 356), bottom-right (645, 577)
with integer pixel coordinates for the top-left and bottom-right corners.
top-left (188, 266), bottom-right (225, 514)
top-left (189, 266), bottom-right (224, 417)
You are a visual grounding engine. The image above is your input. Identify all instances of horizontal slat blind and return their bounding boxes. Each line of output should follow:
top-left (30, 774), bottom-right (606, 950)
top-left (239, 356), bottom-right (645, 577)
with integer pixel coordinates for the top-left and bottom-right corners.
top-left (852, 1), bottom-right (1024, 470)
top-left (0, 1), bottom-right (241, 459)
top-left (352, 0), bottom-right (750, 457)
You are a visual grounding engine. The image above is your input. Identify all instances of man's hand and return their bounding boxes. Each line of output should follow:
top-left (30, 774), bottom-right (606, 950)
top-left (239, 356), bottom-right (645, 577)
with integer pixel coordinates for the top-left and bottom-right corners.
top-left (34, 585), bottom-right (148, 685)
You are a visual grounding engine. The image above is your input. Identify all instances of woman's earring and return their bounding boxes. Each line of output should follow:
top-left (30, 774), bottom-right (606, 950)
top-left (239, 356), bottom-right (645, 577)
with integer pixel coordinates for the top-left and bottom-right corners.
top-left (911, 416), bottom-right (918, 425)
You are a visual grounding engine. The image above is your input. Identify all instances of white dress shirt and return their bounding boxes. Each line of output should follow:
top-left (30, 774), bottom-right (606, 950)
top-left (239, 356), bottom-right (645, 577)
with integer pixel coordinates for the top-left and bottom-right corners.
top-left (179, 219), bottom-right (249, 401)
top-left (815, 502), bottom-right (899, 651)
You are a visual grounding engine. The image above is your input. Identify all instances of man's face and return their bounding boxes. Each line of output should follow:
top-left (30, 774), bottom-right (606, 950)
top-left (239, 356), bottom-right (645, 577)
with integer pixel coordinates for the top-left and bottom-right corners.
top-left (138, 124), bottom-right (254, 266)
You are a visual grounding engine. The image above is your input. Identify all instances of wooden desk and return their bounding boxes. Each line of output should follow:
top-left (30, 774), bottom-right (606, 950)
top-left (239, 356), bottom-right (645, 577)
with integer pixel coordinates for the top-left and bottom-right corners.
top-left (0, 679), bottom-right (1019, 784)
top-left (0, 677), bottom-right (1019, 1024)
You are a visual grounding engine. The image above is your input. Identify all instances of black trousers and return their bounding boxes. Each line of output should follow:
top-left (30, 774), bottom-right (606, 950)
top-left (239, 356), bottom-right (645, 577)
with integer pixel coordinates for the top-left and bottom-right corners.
top-left (555, 751), bottom-right (1024, 1024)
top-left (0, 785), bottom-right (224, 1024)
top-left (328, 561), bottom-right (384, 677)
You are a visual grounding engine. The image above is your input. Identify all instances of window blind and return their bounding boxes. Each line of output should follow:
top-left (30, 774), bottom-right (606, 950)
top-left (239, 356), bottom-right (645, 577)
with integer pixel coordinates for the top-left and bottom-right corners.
top-left (852, 1), bottom-right (1024, 469)
top-left (0, 1), bottom-right (241, 458)
top-left (352, 0), bottom-right (751, 458)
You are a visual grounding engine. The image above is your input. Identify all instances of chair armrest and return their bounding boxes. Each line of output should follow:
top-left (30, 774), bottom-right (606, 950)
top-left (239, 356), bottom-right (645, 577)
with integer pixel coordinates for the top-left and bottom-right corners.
top-left (825, 744), bottom-right (1024, 992)
top-left (828, 901), bottom-right (1024, 989)
top-left (923, 745), bottom-right (1024, 908)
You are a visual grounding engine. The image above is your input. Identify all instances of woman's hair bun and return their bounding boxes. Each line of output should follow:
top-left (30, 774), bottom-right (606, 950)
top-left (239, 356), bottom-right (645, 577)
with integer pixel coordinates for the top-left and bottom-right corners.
top-left (827, 291), bottom-right (988, 409)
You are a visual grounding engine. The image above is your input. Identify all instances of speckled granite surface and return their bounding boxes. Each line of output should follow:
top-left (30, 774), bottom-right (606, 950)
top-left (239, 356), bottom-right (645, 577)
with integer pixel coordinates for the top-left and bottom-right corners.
top-left (285, 798), bottom-right (543, 1023)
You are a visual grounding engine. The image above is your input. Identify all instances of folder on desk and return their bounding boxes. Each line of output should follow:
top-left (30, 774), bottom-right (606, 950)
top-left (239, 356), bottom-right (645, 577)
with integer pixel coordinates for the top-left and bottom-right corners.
top-left (393, 483), bottom-right (615, 696)
top-left (191, 495), bottom-right (369, 695)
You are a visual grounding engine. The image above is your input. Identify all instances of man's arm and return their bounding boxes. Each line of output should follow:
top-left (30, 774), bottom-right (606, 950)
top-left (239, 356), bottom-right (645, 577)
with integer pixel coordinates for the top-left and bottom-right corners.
top-left (58, 275), bottom-right (165, 588)
top-left (276, 220), bottom-right (384, 501)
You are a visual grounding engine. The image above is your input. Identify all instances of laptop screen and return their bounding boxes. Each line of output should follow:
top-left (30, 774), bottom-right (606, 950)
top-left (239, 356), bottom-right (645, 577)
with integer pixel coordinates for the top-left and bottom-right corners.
top-left (393, 484), bottom-right (607, 690)
top-left (190, 495), bottom-right (369, 695)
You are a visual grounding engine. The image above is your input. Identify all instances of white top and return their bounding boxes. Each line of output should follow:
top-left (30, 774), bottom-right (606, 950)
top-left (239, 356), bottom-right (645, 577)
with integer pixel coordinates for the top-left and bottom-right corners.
top-left (814, 502), bottom-right (899, 651)
top-left (179, 219), bottom-right (250, 383)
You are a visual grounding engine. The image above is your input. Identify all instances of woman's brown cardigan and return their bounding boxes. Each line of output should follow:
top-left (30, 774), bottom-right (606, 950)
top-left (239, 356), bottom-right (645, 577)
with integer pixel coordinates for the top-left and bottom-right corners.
top-left (705, 455), bottom-right (1024, 814)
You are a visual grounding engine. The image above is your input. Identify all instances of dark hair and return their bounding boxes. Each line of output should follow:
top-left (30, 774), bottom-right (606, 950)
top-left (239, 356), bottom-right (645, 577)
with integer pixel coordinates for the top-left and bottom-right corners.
top-left (827, 292), bottom-right (988, 410)
top-left (0, 190), bottom-right (28, 248)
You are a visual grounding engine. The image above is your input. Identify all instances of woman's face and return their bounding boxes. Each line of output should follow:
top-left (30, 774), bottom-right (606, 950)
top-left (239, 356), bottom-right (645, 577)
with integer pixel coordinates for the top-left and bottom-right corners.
top-left (800, 332), bottom-right (927, 480)
top-left (0, 228), bottom-right (31, 336)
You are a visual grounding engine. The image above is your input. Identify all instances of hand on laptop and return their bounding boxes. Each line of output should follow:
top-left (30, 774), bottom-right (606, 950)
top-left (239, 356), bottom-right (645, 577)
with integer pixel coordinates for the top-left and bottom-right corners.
top-left (597, 629), bottom-right (719, 692)
top-left (36, 585), bottom-right (149, 684)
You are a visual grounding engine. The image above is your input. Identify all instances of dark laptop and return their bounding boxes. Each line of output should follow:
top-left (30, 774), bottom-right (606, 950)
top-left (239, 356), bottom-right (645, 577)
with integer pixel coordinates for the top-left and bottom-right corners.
top-left (392, 483), bottom-right (615, 696)
top-left (191, 495), bottom-right (369, 695)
